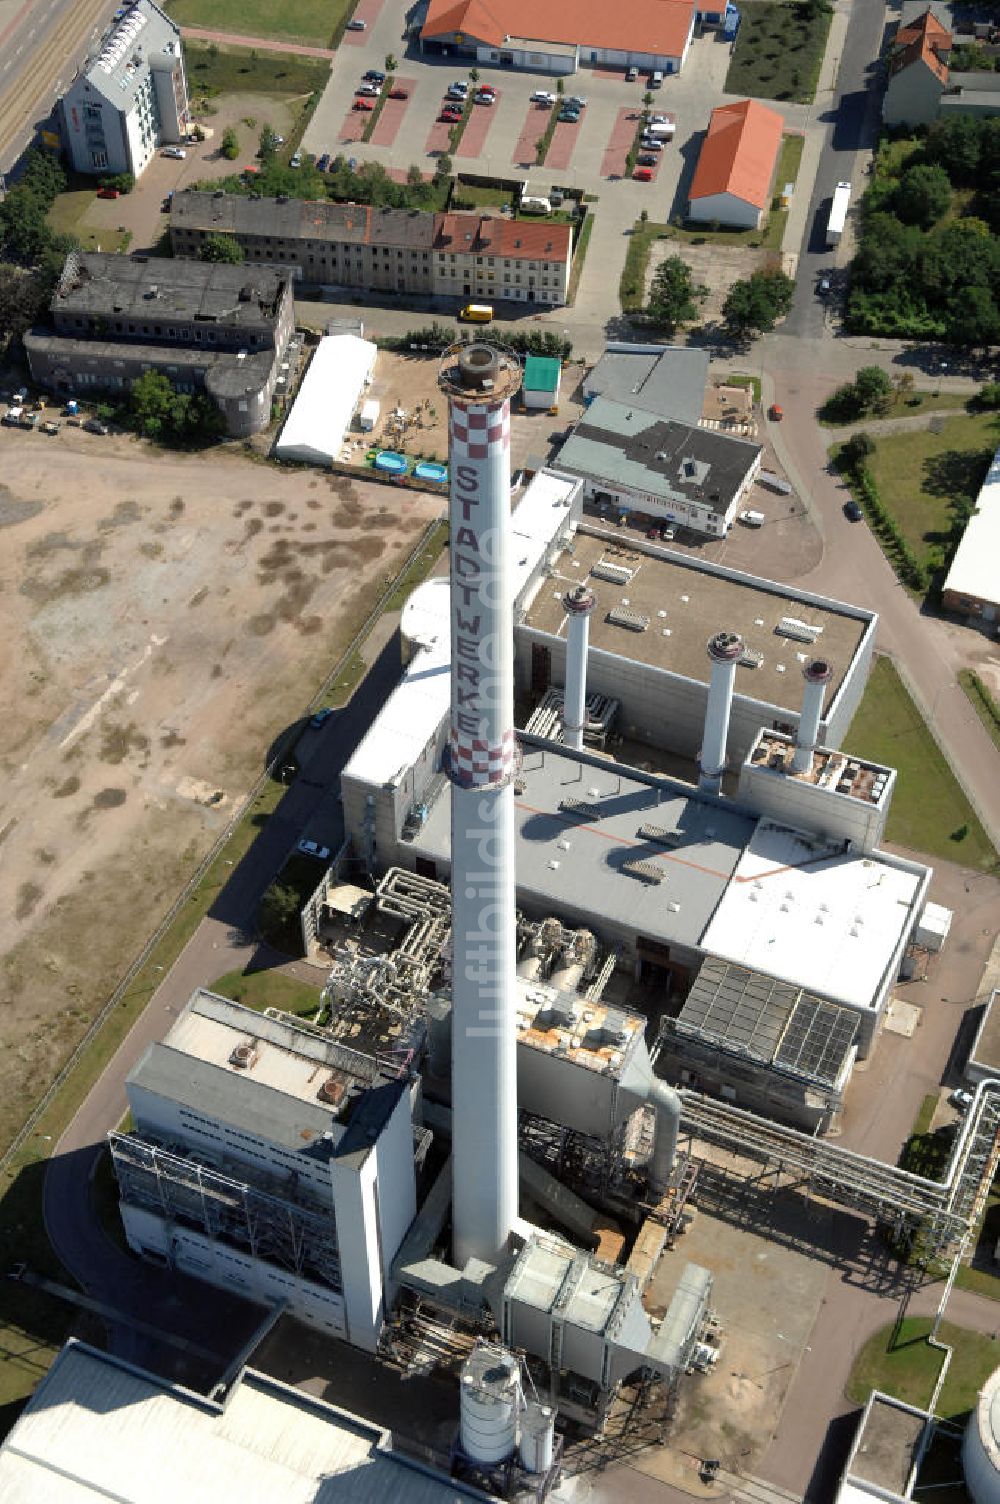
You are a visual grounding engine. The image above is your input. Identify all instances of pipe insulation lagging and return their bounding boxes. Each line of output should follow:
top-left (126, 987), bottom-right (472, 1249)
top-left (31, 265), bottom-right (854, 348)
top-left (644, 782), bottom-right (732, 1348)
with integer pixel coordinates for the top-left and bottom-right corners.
top-left (648, 1079), bottom-right (682, 1193)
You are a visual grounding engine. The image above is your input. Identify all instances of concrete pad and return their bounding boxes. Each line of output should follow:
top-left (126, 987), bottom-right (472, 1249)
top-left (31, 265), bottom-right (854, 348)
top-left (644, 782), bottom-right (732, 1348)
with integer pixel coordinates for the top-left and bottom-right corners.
top-left (457, 91), bottom-right (503, 159)
top-left (602, 106), bottom-right (639, 180)
top-left (370, 79), bottom-right (417, 149)
top-left (884, 997), bottom-right (922, 1038)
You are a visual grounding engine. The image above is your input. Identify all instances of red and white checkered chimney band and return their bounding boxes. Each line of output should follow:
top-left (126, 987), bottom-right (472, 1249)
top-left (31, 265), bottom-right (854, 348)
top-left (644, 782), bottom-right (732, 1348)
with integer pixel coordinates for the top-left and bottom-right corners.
top-left (450, 402), bottom-right (511, 458)
top-left (448, 727), bottom-right (518, 789)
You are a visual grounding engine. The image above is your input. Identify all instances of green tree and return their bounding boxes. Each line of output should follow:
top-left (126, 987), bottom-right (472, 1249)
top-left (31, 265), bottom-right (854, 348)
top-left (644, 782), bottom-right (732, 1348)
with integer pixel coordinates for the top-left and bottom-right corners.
top-left (0, 263), bottom-right (49, 346)
top-left (128, 370), bottom-right (223, 445)
top-left (646, 254), bottom-right (703, 334)
top-left (946, 284), bottom-right (1000, 352)
top-left (386, 52), bottom-right (398, 72)
top-left (258, 125), bottom-right (280, 160)
top-left (406, 164), bottom-right (424, 187)
top-left (842, 430), bottom-right (875, 469)
top-left (853, 365), bottom-right (893, 415)
top-left (893, 163), bottom-right (951, 228)
top-left (221, 126), bottom-right (240, 160)
top-left (722, 268), bottom-right (794, 338)
top-left (199, 233), bottom-right (244, 263)
top-left (469, 66), bottom-right (479, 83)
top-left (258, 880), bottom-right (302, 944)
top-left (435, 153), bottom-right (453, 180)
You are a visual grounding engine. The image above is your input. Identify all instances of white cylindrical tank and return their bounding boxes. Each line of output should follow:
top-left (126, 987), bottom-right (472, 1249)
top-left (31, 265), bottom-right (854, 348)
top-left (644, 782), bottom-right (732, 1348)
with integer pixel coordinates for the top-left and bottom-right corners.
top-left (520, 1401), bottom-right (555, 1473)
top-left (698, 631), bottom-right (743, 796)
top-left (791, 657), bottom-right (833, 774)
top-left (460, 1344), bottom-right (520, 1464)
top-left (964, 1367), bottom-right (1000, 1504)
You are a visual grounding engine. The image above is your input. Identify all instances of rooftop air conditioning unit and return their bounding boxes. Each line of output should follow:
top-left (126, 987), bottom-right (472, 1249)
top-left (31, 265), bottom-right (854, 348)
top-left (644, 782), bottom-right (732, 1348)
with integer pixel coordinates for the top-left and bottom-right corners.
top-left (229, 1040), bottom-right (258, 1069)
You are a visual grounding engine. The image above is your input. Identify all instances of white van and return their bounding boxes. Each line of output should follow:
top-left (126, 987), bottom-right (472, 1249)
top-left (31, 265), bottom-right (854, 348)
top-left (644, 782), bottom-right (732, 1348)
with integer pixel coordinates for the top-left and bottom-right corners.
top-left (739, 509), bottom-right (765, 527)
top-left (520, 195), bottom-right (552, 215)
top-left (650, 69), bottom-right (663, 88)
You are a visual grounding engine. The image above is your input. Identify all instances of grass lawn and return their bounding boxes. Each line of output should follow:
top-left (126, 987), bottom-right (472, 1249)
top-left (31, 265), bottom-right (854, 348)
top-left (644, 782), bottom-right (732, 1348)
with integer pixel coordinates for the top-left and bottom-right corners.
top-left (821, 392), bottom-right (968, 427)
top-left (452, 182), bottom-right (513, 209)
top-left (725, 0), bottom-right (833, 103)
top-left (382, 518), bottom-right (447, 611)
top-left (567, 210), bottom-right (595, 304)
top-left (956, 1189), bottom-right (1000, 1300)
top-left (167, 0), bottom-right (345, 48)
top-left (208, 966), bottom-right (322, 1017)
top-left (620, 220), bottom-right (668, 311)
top-left (46, 190), bottom-right (131, 254)
top-left (184, 41), bottom-right (331, 101)
top-left (866, 412), bottom-right (999, 580)
top-left (723, 373), bottom-right (761, 404)
top-left (847, 1317), bottom-right (997, 1417)
top-left (846, 657), bottom-right (999, 870)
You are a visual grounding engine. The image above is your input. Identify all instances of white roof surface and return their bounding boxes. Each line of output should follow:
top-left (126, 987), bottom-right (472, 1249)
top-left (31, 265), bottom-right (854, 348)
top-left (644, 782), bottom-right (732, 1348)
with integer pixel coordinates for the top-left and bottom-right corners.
top-left (275, 334), bottom-right (376, 466)
top-left (699, 821), bottom-right (924, 1010)
top-left (342, 468), bottom-right (579, 790)
top-left (0, 1344), bottom-right (470, 1504)
top-left (942, 444), bottom-right (1000, 606)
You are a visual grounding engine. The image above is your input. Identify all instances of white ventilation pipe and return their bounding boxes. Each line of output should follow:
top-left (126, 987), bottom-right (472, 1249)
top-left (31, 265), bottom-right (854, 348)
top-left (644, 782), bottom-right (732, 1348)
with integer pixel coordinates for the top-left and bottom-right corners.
top-left (792, 658), bottom-right (833, 774)
top-left (698, 631), bottom-right (743, 796)
top-left (562, 583), bottom-right (597, 752)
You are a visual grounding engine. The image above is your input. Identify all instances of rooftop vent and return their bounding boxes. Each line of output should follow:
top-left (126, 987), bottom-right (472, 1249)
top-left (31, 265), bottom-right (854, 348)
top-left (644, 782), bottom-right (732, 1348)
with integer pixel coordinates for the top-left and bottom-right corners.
top-left (229, 1040), bottom-right (258, 1069)
top-left (638, 823), bottom-right (682, 848)
top-left (622, 857), bottom-right (664, 884)
top-left (607, 606), bottom-right (649, 632)
top-left (591, 559), bottom-right (634, 586)
top-left (776, 616), bottom-right (823, 644)
top-left (317, 1072), bottom-right (350, 1108)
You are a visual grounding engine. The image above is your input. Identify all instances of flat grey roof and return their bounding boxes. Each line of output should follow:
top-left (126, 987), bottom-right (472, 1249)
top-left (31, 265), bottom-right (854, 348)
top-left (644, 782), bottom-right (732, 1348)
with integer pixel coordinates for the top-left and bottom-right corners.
top-left (677, 957), bottom-right (858, 1088)
top-left (557, 396), bottom-right (761, 517)
top-left (847, 1393), bottom-right (928, 1497)
top-left (52, 251), bottom-right (289, 326)
top-left (80, 0), bottom-right (180, 106)
top-left (584, 347), bottom-right (709, 428)
top-left (523, 527), bottom-right (870, 709)
top-left (172, 192), bottom-right (437, 251)
top-left (971, 989), bottom-right (1000, 1072)
top-left (409, 743), bottom-right (755, 952)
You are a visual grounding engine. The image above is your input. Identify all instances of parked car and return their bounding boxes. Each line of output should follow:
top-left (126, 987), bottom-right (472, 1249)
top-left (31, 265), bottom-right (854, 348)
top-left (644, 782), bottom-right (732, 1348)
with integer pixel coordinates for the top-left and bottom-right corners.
top-left (40, 420), bottom-right (60, 435)
top-left (475, 87), bottom-right (496, 103)
top-left (316, 153), bottom-right (330, 172)
top-left (950, 1088), bottom-right (974, 1113)
top-left (346, 15), bottom-right (366, 27)
top-left (558, 108), bottom-right (580, 123)
top-left (818, 276), bottom-right (831, 295)
top-left (660, 525), bottom-right (676, 541)
top-left (363, 69), bottom-right (386, 82)
top-left (289, 151), bottom-right (302, 168)
top-left (446, 86), bottom-right (467, 101)
top-left (626, 65), bottom-right (638, 81)
top-left (640, 138), bottom-right (663, 152)
top-left (1, 407), bottom-right (22, 426)
top-left (389, 86), bottom-right (408, 98)
top-left (634, 166), bottom-right (653, 181)
top-left (83, 419), bottom-right (109, 435)
top-left (440, 106), bottom-right (462, 122)
top-left (649, 114), bottom-right (670, 125)
top-left (354, 98), bottom-right (374, 110)
top-left (19, 411), bottom-right (38, 428)
top-left (767, 403), bottom-right (783, 421)
top-left (310, 707), bottom-right (333, 729)
top-left (637, 153), bottom-right (658, 168)
top-left (298, 839), bottom-right (331, 861)
top-left (161, 146), bottom-right (186, 159)
top-left (566, 95), bottom-right (587, 108)
top-left (449, 79), bottom-right (469, 95)
top-left (531, 89), bottom-right (556, 104)
top-left (96, 187), bottom-right (120, 199)
top-left (646, 526), bottom-right (659, 540)
top-left (843, 499), bottom-right (863, 522)
top-left (357, 81), bottom-right (380, 95)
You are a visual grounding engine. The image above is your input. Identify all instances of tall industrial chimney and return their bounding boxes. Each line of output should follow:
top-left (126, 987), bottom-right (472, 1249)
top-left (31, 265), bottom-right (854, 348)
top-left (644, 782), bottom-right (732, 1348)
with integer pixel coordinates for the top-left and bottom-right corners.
top-left (698, 630), bottom-right (743, 796)
top-left (792, 658), bottom-right (833, 774)
top-left (440, 343), bottom-right (523, 1269)
top-left (562, 583), bottom-right (597, 753)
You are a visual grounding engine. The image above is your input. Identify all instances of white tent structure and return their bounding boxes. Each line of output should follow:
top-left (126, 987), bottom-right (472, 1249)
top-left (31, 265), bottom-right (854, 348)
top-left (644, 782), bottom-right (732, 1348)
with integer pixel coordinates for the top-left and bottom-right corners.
top-left (275, 333), bottom-right (377, 466)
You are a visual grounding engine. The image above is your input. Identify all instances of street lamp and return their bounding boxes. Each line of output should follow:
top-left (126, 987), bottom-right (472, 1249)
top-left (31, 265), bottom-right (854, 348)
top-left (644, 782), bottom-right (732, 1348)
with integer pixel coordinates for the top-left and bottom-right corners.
top-left (935, 360), bottom-right (948, 397)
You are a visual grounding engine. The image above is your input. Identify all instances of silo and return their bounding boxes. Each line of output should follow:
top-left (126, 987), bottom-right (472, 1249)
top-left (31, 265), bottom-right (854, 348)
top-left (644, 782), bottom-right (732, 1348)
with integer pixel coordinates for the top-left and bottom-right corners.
top-left (519, 1401), bottom-right (556, 1473)
top-left (459, 1342), bottom-right (521, 1465)
top-left (964, 1367), bottom-right (1000, 1504)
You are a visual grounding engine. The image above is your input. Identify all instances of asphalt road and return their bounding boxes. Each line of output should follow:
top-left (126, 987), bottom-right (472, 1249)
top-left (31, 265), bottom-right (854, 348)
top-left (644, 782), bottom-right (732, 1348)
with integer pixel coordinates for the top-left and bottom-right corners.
top-left (781, 0), bottom-right (889, 339)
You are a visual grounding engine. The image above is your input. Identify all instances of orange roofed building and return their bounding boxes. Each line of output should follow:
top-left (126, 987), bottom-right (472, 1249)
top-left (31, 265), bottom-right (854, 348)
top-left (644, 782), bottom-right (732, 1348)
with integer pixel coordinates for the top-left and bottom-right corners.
top-left (882, 8), bottom-right (951, 126)
top-left (687, 98), bottom-right (785, 230)
top-left (420, 0), bottom-right (695, 78)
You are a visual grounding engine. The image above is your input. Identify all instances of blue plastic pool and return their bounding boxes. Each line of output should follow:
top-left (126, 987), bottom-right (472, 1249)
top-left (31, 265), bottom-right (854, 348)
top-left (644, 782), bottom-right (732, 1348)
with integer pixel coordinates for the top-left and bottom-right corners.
top-left (374, 450), bottom-right (407, 474)
top-left (414, 461), bottom-right (448, 483)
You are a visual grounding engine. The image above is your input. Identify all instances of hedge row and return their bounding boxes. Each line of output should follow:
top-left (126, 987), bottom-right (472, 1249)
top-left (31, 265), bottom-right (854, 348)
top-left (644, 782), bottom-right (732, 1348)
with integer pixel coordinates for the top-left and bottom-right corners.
top-left (846, 458), bottom-right (929, 592)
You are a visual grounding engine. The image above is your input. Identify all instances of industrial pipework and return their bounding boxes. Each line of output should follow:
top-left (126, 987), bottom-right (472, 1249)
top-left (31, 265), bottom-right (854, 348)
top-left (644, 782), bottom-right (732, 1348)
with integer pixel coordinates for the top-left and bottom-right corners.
top-left (792, 658), bottom-right (834, 774)
top-left (562, 583), bottom-right (598, 753)
top-left (698, 631), bottom-right (743, 796)
top-left (440, 343), bottom-right (524, 1269)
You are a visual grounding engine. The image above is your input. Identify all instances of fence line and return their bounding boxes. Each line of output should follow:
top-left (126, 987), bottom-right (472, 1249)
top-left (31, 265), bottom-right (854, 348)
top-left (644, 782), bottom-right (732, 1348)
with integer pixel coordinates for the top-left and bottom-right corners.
top-left (0, 516), bottom-right (445, 1176)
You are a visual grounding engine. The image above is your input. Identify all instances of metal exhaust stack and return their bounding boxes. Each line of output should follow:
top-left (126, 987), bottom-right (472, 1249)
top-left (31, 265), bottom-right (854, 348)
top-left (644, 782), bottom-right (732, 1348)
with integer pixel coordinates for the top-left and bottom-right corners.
top-left (792, 658), bottom-right (833, 774)
top-left (562, 583), bottom-right (597, 752)
top-left (698, 631), bottom-right (743, 796)
top-left (439, 343), bottom-right (523, 1269)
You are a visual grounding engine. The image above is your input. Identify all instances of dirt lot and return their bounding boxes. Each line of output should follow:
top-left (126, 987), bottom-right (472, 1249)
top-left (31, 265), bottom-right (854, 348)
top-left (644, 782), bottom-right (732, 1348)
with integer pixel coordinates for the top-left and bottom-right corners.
top-left (646, 238), bottom-right (777, 327)
top-left (0, 429), bottom-right (441, 1150)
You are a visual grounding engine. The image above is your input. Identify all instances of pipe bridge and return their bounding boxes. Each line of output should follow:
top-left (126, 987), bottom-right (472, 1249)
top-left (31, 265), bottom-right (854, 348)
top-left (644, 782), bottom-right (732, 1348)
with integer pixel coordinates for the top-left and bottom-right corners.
top-left (678, 1079), bottom-right (1000, 1255)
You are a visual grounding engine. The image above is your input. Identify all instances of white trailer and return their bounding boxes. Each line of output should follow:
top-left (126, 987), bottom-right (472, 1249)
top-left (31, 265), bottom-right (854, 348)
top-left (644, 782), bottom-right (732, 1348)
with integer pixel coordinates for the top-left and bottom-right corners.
top-left (827, 181), bottom-right (851, 248)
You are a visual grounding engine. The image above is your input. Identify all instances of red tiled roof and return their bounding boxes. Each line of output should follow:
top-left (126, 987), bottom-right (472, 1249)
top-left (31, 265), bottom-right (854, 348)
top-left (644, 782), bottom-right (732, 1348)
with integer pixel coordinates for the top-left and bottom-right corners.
top-left (889, 7), bottom-right (951, 84)
top-left (688, 99), bottom-right (784, 210)
top-left (421, 0), bottom-right (694, 59)
top-left (432, 212), bottom-right (572, 263)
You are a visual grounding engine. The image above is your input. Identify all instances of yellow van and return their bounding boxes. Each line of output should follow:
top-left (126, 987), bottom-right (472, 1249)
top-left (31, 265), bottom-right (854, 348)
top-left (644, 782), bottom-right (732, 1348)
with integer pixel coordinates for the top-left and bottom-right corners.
top-left (460, 303), bottom-right (494, 323)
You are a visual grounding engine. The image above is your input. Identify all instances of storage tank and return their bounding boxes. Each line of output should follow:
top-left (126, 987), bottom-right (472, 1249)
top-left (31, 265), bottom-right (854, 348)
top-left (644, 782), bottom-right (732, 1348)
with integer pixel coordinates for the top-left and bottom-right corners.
top-left (964, 1367), bottom-right (1000, 1504)
top-left (460, 1342), bottom-right (520, 1464)
top-left (520, 1401), bottom-right (555, 1473)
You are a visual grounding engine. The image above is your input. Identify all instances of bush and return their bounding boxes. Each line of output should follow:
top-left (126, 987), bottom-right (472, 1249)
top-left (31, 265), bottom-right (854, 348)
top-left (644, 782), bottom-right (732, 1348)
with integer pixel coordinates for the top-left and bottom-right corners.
top-left (972, 381), bottom-right (1000, 411)
top-left (646, 254), bottom-right (705, 334)
top-left (722, 267), bottom-right (794, 337)
top-left (98, 172), bottom-right (135, 194)
top-left (198, 233), bottom-right (244, 263)
top-left (221, 127), bottom-right (239, 160)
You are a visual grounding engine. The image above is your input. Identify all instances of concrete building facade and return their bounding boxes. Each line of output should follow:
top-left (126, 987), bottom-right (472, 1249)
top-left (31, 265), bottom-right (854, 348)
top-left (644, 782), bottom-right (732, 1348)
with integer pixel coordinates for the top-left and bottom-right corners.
top-left (59, 0), bottom-right (188, 178)
top-left (882, 8), bottom-right (951, 126)
top-left (170, 193), bottom-right (574, 306)
top-left (24, 251), bottom-right (295, 437)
